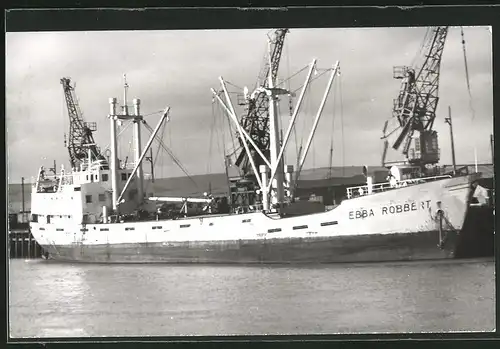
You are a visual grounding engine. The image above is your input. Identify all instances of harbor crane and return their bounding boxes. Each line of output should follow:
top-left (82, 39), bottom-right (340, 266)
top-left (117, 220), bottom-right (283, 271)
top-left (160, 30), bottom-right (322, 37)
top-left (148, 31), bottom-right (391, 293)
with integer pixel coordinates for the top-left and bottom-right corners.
top-left (382, 26), bottom-right (449, 173)
top-left (235, 28), bottom-right (289, 177)
top-left (61, 77), bottom-right (106, 169)
top-left (223, 28), bottom-right (288, 209)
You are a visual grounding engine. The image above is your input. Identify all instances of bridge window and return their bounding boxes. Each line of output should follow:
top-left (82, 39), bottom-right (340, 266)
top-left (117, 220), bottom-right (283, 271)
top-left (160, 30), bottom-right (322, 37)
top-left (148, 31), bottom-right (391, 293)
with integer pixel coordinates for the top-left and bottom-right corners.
top-left (85, 195), bottom-right (92, 203)
top-left (102, 173), bottom-right (109, 181)
top-left (98, 194), bottom-right (106, 202)
top-left (121, 173), bottom-right (127, 181)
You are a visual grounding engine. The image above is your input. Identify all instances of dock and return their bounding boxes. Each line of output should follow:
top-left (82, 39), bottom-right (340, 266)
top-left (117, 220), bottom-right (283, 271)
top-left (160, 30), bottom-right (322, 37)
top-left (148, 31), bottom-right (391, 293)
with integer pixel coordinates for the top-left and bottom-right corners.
top-left (9, 229), bottom-right (44, 259)
top-left (8, 213), bottom-right (44, 259)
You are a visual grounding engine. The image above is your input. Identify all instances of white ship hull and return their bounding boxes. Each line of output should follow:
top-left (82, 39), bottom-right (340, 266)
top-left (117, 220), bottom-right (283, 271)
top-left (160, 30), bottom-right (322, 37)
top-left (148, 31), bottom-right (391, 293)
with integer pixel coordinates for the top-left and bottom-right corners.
top-left (29, 174), bottom-right (479, 264)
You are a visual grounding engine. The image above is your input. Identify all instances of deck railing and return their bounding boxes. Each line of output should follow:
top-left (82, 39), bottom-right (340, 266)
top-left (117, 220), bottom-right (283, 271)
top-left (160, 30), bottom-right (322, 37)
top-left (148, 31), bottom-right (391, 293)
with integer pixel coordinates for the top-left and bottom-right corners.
top-left (346, 175), bottom-right (453, 199)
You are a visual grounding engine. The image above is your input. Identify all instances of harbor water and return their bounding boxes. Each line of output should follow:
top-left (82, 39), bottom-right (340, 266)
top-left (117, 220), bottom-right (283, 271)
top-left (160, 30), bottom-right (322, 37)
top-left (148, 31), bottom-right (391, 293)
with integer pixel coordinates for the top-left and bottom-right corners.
top-left (9, 257), bottom-right (494, 338)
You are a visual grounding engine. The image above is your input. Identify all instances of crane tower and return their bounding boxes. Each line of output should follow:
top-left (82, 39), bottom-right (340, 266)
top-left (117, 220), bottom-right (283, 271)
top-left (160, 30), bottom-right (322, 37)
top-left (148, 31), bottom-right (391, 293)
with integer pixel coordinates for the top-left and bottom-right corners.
top-left (382, 26), bottom-right (449, 172)
top-left (235, 28), bottom-right (289, 177)
top-left (61, 77), bottom-right (106, 169)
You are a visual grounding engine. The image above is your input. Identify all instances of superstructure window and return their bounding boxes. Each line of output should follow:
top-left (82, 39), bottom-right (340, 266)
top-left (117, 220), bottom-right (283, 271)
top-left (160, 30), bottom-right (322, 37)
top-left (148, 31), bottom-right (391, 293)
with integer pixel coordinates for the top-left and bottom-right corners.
top-left (85, 195), bottom-right (92, 203)
top-left (102, 173), bottom-right (109, 181)
top-left (98, 194), bottom-right (106, 202)
top-left (121, 173), bottom-right (127, 181)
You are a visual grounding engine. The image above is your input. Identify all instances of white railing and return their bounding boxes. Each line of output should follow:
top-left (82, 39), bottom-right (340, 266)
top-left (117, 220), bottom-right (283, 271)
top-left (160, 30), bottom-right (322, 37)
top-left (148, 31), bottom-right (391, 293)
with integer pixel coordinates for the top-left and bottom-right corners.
top-left (346, 175), bottom-right (453, 199)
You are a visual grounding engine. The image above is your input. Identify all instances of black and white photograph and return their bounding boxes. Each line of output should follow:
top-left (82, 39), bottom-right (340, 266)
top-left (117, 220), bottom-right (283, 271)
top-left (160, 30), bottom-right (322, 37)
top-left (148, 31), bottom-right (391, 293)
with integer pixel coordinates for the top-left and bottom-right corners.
top-left (6, 10), bottom-right (495, 339)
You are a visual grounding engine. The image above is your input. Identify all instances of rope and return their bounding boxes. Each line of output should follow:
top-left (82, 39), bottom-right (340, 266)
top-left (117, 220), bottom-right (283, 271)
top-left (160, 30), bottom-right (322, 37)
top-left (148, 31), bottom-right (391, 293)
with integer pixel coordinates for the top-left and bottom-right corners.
top-left (276, 65), bottom-right (309, 89)
top-left (460, 26), bottom-right (476, 121)
top-left (339, 68), bottom-right (345, 176)
top-left (290, 67), bottom-right (332, 95)
top-left (328, 79), bottom-right (337, 179)
top-left (285, 38), bottom-right (298, 166)
top-left (207, 102), bottom-right (216, 176)
top-left (412, 27), bottom-right (432, 69)
top-left (226, 102), bottom-right (238, 166)
top-left (216, 102), bottom-right (226, 166)
top-left (142, 122), bottom-right (164, 195)
top-left (100, 120), bottom-right (135, 154)
top-left (225, 80), bottom-right (244, 91)
top-left (142, 122), bottom-right (200, 191)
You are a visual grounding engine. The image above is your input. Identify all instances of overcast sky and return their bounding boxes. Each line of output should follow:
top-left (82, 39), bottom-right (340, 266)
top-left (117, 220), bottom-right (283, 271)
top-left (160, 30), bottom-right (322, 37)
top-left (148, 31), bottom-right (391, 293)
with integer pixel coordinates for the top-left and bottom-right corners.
top-left (6, 27), bottom-right (492, 182)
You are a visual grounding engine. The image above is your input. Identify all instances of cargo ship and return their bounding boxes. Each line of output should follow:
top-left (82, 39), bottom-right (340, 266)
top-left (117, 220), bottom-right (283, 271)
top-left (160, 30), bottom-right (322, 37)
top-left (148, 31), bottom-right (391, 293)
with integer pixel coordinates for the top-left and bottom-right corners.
top-left (28, 27), bottom-right (486, 264)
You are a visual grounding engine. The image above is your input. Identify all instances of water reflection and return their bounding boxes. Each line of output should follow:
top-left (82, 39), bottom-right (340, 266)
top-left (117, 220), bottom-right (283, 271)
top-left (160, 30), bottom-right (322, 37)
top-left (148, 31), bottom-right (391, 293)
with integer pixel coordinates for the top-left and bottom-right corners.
top-left (9, 258), bottom-right (495, 338)
top-left (9, 260), bottom-right (91, 337)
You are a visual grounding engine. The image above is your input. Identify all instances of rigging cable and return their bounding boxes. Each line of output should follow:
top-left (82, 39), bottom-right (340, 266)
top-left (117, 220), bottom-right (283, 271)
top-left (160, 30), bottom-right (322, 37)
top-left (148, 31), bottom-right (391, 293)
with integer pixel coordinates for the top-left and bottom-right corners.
top-left (328, 78), bottom-right (337, 179)
top-left (296, 78), bottom-right (311, 172)
top-left (143, 119), bottom-right (166, 195)
top-left (142, 121), bottom-right (200, 191)
top-left (339, 67), bottom-right (345, 177)
top-left (460, 26), bottom-right (476, 121)
top-left (460, 26), bottom-right (478, 171)
top-left (217, 101), bottom-right (232, 196)
top-left (285, 38), bottom-right (300, 168)
top-left (207, 101), bottom-right (216, 176)
top-left (412, 27), bottom-right (432, 69)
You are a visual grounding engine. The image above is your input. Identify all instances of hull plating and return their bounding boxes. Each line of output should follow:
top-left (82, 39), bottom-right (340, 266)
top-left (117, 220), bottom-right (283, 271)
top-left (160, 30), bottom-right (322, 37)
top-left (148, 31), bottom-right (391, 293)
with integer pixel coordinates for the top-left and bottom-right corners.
top-left (40, 231), bottom-right (457, 264)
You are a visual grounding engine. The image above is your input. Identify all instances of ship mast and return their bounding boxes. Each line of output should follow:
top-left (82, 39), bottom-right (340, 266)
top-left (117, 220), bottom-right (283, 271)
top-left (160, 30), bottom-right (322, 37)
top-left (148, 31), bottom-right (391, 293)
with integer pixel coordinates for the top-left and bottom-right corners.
top-left (121, 75), bottom-right (144, 202)
top-left (108, 75), bottom-right (146, 213)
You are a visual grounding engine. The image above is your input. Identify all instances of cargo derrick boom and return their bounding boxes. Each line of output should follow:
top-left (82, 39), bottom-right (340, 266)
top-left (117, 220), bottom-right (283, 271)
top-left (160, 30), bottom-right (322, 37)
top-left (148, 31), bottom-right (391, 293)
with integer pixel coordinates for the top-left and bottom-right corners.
top-left (384, 26), bottom-right (448, 173)
top-left (236, 28), bottom-right (288, 176)
top-left (61, 77), bottom-right (106, 169)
